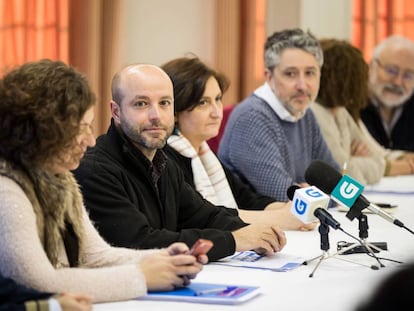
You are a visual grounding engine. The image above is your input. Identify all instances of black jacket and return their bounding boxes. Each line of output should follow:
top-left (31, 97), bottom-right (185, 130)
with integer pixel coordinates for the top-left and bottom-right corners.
top-left (73, 120), bottom-right (247, 261)
top-left (361, 96), bottom-right (414, 151)
top-left (0, 273), bottom-right (52, 311)
top-left (163, 144), bottom-right (275, 210)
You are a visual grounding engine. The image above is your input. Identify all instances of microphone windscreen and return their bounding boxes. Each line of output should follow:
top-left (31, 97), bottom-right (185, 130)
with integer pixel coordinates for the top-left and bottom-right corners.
top-left (286, 185), bottom-right (300, 200)
top-left (304, 160), bottom-right (342, 194)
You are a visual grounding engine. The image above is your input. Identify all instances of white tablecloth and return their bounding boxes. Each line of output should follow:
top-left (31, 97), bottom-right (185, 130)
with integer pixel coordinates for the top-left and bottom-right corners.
top-left (94, 177), bottom-right (414, 311)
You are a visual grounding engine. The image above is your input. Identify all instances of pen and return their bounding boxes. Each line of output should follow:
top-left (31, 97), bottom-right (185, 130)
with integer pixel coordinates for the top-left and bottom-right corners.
top-left (341, 162), bottom-right (347, 175)
top-left (195, 286), bottom-right (237, 296)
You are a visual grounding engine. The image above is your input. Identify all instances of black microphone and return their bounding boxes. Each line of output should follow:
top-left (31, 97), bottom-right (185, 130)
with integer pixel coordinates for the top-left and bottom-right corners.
top-left (314, 209), bottom-right (341, 230)
top-left (304, 160), bottom-right (406, 229)
top-left (287, 185), bottom-right (341, 230)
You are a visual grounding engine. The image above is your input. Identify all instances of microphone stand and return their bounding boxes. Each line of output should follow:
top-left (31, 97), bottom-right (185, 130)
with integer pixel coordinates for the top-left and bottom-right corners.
top-left (306, 222), bottom-right (330, 277)
top-left (304, 219), bottom-right (376, 277)
top-left (336, 213), bottom-right (385, 268)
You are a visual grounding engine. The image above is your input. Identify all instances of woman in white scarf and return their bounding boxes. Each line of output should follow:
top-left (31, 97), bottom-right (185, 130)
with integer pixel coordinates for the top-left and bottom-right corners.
top-left (162, 56), bottom-right (316, 231)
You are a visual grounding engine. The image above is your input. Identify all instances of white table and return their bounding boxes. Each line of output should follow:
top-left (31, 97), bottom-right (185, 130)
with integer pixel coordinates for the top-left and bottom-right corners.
top-left (94, 177), bottom-right (414, 311)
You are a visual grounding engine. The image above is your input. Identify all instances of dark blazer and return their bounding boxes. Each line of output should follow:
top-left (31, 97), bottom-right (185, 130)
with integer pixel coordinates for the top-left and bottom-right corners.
top-left (73, 120), bottom-right (247, 261)
top-left (164, 144), bottom-right (275, 210)
top-left (0, 273), bottom-right (52, 311)
top-left (361, 96), bottom-right (414, 151)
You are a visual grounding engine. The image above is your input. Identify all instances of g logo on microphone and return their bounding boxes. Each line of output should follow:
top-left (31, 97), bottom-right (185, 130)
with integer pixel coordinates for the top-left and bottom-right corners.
top-left (339, 182), bottom-right (359, 199)
top-left (332, 175), bottom-right (364, 208)
top-left (295, 187), bottom-right (323, 215)
top-left (294, 199), bottom-right (307, 215)
top-left (290, 186), bottom-right (330, 223)
top-left (305, 188), bottom-right (324, 198)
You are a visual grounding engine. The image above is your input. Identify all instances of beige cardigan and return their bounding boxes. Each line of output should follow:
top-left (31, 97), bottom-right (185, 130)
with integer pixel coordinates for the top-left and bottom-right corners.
top-left (311, 102), bottom-right (385, 185)
top-left (0, 175), bottom-right (156, 303)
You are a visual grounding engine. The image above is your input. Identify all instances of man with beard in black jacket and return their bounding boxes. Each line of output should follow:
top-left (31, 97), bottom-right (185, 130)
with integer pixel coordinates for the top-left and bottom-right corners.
top-left (73, 64), bottom-right (286, 262)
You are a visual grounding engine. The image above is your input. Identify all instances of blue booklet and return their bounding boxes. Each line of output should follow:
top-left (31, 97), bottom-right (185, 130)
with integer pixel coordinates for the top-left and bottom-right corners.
top-left (139, 282), bottom-right (261, 305)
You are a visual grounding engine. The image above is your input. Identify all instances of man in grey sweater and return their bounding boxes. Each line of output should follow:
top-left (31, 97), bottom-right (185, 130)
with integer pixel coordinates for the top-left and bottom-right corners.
top-left (219, 28), bottom-right (339, 201)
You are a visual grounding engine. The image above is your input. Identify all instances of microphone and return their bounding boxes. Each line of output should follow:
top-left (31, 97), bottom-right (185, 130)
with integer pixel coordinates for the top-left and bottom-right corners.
top-left (304, 160), bottom-right (405, 228)
top-left (287, 185), bottom-right (341, 229)
top-left (288, 184), bottom-right (387, 273)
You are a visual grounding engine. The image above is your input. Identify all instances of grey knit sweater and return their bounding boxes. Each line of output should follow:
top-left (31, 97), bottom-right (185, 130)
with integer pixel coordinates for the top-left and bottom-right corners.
top-left (218, 93), bottom-right (339, 201)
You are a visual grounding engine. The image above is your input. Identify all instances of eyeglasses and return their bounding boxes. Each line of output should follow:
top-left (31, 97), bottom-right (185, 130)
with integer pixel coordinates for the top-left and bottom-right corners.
top-left (374, 59), bottom-right (414, 83)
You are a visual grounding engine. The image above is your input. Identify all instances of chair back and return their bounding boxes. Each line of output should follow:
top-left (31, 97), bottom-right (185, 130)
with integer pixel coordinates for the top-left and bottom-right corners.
top-left (207, 104), bottom-right (235, 153)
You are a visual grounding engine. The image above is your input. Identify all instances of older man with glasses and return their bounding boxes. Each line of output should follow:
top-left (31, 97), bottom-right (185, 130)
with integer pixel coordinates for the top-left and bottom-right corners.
top-left (361, 35), bottom-right (414, 152)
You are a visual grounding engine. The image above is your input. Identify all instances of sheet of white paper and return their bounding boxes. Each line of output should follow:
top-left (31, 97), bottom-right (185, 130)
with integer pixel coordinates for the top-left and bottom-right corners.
top-left (212, 251), bottom-right (304, 272)
top-left (364, 175), bottom-right (414, 195)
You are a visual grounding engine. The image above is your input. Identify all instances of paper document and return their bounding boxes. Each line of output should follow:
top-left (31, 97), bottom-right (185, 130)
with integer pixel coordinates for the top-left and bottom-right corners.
top-left (212, 251), bottom-right (304, 271)
top-left (364, 175), bottom-right (414, 195)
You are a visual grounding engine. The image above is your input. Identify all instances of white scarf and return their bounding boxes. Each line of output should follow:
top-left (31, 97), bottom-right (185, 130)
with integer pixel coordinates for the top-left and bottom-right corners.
top-left (168, 132), bottom-right (238, 209)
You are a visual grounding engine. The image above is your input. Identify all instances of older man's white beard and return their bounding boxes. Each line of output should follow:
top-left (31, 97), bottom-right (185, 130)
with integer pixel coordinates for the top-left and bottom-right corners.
top-left (372, 82), bottom-right (413, 108)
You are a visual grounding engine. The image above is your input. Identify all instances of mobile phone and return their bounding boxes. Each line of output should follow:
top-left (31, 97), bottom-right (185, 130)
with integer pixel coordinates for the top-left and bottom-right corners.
top-left (189, 239), bottom-right (213, 256)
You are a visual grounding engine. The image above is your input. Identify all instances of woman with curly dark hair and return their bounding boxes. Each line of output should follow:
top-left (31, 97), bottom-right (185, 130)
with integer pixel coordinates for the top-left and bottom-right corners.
top-left (0, 59), bottom-right (205, 304)
top-left (312, 39), bottom-right (414, 182)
